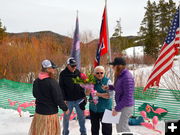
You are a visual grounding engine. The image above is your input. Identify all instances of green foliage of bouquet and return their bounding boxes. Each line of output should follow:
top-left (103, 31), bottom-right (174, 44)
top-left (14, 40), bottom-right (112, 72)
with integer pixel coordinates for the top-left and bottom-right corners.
top-left (72, 73), bottom-right (96, 84)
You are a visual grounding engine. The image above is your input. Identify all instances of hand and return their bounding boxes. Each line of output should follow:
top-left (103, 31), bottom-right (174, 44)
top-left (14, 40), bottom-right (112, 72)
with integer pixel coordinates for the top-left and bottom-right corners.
top-left (64, 109), bottom-right (69, 115)
top-left (85, 88), bottom-right (91, 96)
top-left (102, 85), bottom-right (109, 90)
top-left (112, 109), bottom-right (118, 116)
top-left (64, 101), bottom-right (67, 105)
top-left (96, 92), bottom-right (110, 99)
top-left (101, 93), bottom-right (110, 99)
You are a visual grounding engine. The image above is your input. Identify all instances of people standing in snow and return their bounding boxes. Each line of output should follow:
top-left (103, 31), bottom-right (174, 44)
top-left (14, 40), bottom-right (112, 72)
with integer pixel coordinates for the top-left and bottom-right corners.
top-left (59, 57), bottom-right (87, 135)
top-left (29, 59), bottom-right (69, 135)
top-left (87, 66), bottom-right (113, 135)
top-left (102, 57), bottom-right (135, 133)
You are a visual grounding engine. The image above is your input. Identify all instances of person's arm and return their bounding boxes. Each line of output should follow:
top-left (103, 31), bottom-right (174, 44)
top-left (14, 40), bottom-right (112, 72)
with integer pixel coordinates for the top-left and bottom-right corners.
top-left (59, 73), bottom-right (66, 101)
top-left (51, 79), bottom-right (68, 112)
top-left (96, 92), bottom-right (110, 99)
top-left (32, 80), bottom-right (37, 98)
top-left (108, 85), bottom-right (115, 90)
top-left (85, 88), bottom-right (91, 96)
top-left (101, 79), bottom-right (114, 90)
top-left (98, 79), bottom-right (113, 99)
top-left (114, 77), bottom-right (134, 112)
top-left (107, 79), bottom-right (114, 98)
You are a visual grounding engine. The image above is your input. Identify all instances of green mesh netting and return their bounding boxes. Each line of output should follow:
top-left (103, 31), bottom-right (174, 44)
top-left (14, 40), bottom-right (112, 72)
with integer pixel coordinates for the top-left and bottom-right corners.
top-left (0, 79), bottom-right (35, 114)
top-left (0, 79), bottom-right (179, 120)
top-left (133, 87), bottom-right (180, 120)
top-left (134, 87), bottom-right (158, 100)
top-left (0, 79), bottom-right (89, 116)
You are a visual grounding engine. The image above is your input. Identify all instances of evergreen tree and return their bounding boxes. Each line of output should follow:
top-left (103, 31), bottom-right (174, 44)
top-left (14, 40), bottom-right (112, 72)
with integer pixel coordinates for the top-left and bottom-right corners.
top-left (112, 18), bottom-right (123, 37)
top-left (111, 18), bottom-right (134, 53)
top-left (0, 19), bottom-right (6, 44)
top-left (139, 1), bottom-right (159, 58)
top-left (157, 0), bottom-right (176, 44)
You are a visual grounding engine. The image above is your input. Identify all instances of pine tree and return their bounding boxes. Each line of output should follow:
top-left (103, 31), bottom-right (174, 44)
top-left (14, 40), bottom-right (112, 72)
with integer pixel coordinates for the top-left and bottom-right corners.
top-left (139, 0), bottom-right (159, 58)
top-left (112, 18), bottom-right (123, 37)
top-left (157, 0), bottom-right (176, 44)
top-left (138, 0), bottom-right (177, 58)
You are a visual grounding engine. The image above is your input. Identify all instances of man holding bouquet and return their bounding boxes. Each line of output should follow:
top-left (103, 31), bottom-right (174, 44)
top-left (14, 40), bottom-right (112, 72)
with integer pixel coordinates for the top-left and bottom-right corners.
top-left (59, 57), bottom-right (87, 135)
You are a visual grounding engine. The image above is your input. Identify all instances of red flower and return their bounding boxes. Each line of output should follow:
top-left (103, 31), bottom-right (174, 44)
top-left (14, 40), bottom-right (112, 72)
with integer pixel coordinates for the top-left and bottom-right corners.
top-left (80, 73), bottom-right (88, 80)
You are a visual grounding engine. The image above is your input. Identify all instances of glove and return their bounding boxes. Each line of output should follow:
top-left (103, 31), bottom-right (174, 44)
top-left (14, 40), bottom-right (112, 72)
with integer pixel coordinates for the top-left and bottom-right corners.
top-left (79, 98), bottom-right (87, 110)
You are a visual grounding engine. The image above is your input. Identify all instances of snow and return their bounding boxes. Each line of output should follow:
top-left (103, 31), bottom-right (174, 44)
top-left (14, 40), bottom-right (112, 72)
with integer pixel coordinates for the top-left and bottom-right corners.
top-left (0, 108), bottom-right (165, 135)
top-left (124, 46), bottom-right (144, 57)
top-left (125, 46), bottom-right (180, 89)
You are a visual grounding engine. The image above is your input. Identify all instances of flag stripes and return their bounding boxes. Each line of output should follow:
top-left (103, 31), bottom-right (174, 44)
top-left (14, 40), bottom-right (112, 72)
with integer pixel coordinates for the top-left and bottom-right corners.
top-left (143, 7), bottom-right (179, 91)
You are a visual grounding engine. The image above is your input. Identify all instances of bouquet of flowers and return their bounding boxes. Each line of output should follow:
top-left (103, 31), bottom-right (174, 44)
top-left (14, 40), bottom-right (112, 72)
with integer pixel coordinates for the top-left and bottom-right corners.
top-left (73, 73), bottom-right (98, 104)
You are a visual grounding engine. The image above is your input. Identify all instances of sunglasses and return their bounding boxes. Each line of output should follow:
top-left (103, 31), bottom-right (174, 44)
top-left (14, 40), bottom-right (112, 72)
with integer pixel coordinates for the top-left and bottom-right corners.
top-left (70, 65), bottom-right (77, 68)
top-left (96, 72), bottom-right (104, 75)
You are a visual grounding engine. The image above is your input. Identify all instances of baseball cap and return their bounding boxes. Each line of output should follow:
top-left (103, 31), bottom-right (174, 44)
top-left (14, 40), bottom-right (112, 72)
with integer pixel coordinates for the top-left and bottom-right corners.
top-left (66, 57), bottom-right (77, 66)
top-left (109, 57), bottom-right (126, 66)
top-left (41, 59), bottom-right (58, 69)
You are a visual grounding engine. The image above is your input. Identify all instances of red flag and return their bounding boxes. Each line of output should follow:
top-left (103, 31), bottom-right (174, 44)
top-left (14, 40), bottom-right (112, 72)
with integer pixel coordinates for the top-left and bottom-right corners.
top-left (94, 6), bottom-right (108, 67)
top-left (143, 7), bottom-right (179, 91)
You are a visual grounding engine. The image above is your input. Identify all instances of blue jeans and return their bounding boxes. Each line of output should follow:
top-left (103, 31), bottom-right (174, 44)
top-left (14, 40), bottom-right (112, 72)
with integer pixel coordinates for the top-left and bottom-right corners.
top-left (63, 99), bottom-right (87, 135)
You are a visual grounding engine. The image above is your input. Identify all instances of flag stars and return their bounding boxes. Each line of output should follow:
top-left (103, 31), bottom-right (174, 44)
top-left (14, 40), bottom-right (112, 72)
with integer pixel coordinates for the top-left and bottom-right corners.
top-left (165, 8), bottom-right (179, 44)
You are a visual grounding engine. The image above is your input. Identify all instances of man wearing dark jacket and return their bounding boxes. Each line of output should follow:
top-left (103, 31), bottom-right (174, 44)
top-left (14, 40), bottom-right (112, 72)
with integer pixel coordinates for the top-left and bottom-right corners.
top-left (59, 57), bottom-right (87, 135)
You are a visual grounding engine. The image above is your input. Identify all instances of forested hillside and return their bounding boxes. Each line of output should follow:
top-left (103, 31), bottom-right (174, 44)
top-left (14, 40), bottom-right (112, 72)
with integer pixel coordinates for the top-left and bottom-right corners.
top-left (0, 30), bottom-right (138, 83)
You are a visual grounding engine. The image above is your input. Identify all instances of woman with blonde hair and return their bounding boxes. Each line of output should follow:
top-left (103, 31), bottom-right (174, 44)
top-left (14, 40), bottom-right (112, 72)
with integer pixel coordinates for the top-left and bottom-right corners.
top-left (87, 66), bottom-right (113, 135)
top-left (102, 57), bottom-right (135, 133)
top-left (29, 59), bottom-right (69, 135)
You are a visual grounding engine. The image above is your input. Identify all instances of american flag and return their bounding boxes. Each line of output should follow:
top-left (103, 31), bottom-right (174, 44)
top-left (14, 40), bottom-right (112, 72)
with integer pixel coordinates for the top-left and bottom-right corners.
top-left (143, 7), bottom-right (179, 91)
top-left (94, 5), bottom-right (108, 67)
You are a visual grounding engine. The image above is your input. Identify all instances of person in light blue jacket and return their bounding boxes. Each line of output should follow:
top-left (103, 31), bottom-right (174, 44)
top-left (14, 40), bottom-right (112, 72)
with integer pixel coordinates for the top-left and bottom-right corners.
top-left (87, 66), bottom-right (113, 135)
top-left (103, 57), bottom-right (135, 133)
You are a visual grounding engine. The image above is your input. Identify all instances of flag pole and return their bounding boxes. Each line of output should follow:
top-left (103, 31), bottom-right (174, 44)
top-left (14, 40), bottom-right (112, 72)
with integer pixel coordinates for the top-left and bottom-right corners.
top-left (77, 10), bottom-right (78, 18)
top-left (105, 0), bottom-right (112, 63)
top-left (105, 0), bottom-right (113, 81)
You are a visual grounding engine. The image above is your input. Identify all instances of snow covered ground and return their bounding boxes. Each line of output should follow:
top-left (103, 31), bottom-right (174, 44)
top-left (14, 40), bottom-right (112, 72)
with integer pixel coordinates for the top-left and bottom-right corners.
top-left (0, 108), bottom-right (165, 135)
top-left (124, 46), bottom-right (144, 58)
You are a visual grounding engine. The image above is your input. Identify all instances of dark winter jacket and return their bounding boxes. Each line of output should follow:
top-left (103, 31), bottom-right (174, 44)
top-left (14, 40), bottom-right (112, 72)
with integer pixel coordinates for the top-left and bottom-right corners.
top-left (109, 69), bottom-right (135, 111)
top-left (33, 73), bottom-right (68, 115)
top-left (59, 67), bottom-right (85, 101)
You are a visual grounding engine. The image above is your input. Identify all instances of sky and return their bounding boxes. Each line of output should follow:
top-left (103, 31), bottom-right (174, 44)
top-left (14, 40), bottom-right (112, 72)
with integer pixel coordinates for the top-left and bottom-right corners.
top-left (0, 0), bottom-right (179, 39)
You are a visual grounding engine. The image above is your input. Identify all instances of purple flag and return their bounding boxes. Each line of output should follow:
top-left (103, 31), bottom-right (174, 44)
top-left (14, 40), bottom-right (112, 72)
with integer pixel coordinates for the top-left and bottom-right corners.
top-left (71, 15), bottom-right (81, 70)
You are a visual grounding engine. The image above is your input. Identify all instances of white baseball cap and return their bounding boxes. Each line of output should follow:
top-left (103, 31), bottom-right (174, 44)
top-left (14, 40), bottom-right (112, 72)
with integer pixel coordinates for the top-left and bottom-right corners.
top-left (41, 59), bottom-right (58, 69)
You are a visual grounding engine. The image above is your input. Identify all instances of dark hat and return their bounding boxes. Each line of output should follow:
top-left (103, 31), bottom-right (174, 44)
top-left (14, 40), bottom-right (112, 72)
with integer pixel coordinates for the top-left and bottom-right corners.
top-left (109, 57), bottom-right (126, 66)
top-left (41, 59), bottom-right (58, 69)
top-left (79, 99), bottom-right (87, 110)
top-left (67, 57), bottom-right (77, 66)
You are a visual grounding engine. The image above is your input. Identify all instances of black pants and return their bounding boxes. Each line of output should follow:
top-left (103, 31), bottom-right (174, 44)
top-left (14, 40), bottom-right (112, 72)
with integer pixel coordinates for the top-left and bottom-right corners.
top-left (90, 110), bottom-right (112, 135)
